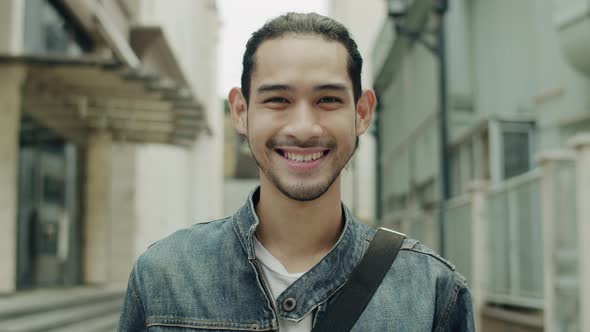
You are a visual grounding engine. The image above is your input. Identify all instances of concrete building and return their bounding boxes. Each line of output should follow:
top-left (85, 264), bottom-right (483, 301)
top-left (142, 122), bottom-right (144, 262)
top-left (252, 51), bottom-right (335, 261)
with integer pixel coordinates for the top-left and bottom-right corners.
top-left (372, 0), bottom-right (590, 330)
top-left (0, 0), bottom-right (222, 298)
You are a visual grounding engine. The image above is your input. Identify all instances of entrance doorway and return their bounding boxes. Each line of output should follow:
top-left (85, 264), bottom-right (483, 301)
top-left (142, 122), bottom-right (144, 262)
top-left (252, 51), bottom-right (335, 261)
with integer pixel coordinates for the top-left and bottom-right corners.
top-left (16, 116), bottom-right (83, 289)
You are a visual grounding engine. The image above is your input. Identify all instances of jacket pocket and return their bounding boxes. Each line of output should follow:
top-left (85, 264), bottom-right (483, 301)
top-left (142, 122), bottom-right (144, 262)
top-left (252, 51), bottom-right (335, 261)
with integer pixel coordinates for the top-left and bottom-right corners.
top-left (146, 317), bottom-right (273, 332)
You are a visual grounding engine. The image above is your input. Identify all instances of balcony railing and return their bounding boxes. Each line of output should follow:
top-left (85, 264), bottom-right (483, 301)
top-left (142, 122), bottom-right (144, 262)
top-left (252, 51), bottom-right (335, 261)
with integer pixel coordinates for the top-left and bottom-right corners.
top-left (381, 143), bottom-right (587, 329)
top-left (549, 160), bottom-right (579, 331)
top-left (486, 169), bottom-right (544, 308)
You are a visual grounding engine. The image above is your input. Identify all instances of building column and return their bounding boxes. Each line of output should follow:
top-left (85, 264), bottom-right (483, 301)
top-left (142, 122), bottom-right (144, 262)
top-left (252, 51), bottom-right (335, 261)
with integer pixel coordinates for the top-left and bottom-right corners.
top-left (0, 65), bottom-right (26, 293)
top-left (84, 130), bottom-right (113, 284)
top-left (466, 180), bottom-right (488, 332)
top-left (0, 0), bottom-right (24, 54)
top-left (570, 134), bottom-right (590, 332)
top-left (110, 143), bottom-right (137, 284)
top-left (537, 150), bottom-right (576, 332)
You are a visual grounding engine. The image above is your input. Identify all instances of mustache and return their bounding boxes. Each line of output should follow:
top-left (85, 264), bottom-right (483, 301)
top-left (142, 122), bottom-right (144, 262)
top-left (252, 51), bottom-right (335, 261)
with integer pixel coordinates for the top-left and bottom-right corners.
top-left (266, 137), bottom-right (336, 150)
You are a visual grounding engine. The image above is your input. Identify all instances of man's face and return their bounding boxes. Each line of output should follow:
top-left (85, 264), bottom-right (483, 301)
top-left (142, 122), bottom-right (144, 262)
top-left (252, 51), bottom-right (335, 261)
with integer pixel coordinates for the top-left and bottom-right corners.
top-left (232, 35), bottom-right (371, 201)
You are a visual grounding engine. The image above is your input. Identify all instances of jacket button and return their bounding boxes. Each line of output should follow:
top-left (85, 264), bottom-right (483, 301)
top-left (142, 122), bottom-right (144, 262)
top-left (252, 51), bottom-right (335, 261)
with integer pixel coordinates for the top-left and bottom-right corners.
top-left (282, 297), bottom-right (297, 312)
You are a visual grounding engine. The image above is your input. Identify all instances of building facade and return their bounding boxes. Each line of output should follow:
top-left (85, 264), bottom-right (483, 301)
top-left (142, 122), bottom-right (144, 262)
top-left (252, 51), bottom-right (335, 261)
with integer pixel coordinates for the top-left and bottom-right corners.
top-left (373, 0), bottom-right (590, 331)
top-left (0, 0), bottom-right (222, 294)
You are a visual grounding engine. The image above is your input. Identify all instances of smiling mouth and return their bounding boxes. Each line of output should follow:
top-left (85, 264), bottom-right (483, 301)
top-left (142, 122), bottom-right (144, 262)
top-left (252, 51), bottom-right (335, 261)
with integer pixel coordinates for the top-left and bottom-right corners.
top-left (275, 149), bottom-right (330, 162)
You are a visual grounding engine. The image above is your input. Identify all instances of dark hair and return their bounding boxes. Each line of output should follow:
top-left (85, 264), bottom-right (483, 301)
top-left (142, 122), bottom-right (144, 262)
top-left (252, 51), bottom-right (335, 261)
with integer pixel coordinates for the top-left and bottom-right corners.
top-left (241, 12), bottom-right (363, 106)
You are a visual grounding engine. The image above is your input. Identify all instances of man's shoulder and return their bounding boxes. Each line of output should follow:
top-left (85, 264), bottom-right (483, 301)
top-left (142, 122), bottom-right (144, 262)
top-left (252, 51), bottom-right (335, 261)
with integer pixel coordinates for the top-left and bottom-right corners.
top-left (135, 216), bottom-right (234, 268)
top-left (360, 224), bottom-right (457, 275)
top-left (356, 223), bottom-right (465, 283)
top-left (355, 229), bottom-right (474, 329)
top-left (399, 239), bottom-right (456, 271)
top-left (150, 216), bottom-right (231, 248)
top-left (395, 237), bottom-right (468, 286)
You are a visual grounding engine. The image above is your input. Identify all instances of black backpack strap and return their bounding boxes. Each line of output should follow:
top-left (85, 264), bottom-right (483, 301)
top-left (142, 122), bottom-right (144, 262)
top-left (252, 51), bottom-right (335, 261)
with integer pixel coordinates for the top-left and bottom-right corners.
top-left (311, 227), bottom-right (406, 332)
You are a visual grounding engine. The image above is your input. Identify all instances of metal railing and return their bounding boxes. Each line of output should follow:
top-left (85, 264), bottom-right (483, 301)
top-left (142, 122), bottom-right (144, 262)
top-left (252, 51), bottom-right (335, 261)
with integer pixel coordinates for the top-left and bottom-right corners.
top-left (486, 169), bottom-right (544, 308)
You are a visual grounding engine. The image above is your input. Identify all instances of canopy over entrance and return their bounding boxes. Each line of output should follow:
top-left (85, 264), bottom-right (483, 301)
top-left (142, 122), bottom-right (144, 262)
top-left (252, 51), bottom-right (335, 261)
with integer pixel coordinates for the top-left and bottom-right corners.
top-left (1, 55), bottom-right (208, 147)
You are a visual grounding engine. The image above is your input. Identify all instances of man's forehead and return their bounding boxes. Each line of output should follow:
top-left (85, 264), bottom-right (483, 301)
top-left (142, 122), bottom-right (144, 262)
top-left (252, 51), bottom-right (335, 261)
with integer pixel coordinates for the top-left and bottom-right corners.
top-left (250, 35), bottom-right (351, 91)
top-left (254, 34), bottom-right (348, 58)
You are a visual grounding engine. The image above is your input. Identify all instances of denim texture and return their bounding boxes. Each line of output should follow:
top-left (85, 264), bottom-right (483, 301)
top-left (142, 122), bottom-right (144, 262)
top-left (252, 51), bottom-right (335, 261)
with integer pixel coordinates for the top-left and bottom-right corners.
top-left (119, 188), bottom-right (475, 331)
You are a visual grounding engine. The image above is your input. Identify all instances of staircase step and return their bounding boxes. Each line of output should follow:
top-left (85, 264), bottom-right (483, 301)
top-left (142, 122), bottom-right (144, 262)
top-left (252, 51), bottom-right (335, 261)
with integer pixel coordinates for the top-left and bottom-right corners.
top-left (46, 312), bottom-right (120, 332)
top-left (0, 298), bottom-right (122, 332)
top-left (0, 287), bottom-right (124, 320)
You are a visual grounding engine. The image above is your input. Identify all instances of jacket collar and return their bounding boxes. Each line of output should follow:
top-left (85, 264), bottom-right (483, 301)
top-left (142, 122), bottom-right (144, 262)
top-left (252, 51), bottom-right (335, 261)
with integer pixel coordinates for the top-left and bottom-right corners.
top-left (232, 186), bottom-right (374, 321)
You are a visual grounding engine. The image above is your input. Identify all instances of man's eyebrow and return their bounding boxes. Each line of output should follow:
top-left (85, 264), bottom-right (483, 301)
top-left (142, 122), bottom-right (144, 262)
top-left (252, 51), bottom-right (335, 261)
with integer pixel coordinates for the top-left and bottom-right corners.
top-left (257, 84), bottom-right (292, 93)
top-left (256, 83), bottom-right (349, 94)
top-left (314, 83), bottom-right (348, 91)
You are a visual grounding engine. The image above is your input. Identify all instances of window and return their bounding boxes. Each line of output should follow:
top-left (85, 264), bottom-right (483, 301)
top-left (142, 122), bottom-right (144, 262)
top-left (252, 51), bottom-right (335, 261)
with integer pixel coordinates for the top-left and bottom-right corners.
top-left (502, 130), bottom-right (531, 179)
top-left (23, 0), bottom-right (93, 55)
top-left (490, 120), bottom-right (535, 183)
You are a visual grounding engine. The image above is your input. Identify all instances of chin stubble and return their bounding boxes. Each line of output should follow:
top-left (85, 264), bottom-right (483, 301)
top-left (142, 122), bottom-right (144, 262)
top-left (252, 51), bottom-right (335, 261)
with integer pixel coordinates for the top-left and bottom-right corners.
top-left (248, 136), bottom-right (357, 202)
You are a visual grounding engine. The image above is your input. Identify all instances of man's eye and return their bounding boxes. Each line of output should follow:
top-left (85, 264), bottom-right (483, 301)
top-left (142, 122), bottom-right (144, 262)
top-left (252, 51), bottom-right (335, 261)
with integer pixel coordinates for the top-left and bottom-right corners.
top-left (264, 97), bottom-right (289, 103)
top-left (318, 97), bottom-right (342, 104)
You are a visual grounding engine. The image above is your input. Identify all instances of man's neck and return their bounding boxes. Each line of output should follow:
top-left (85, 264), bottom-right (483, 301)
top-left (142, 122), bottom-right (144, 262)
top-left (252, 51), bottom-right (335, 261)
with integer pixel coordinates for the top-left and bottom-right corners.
top-left (255, 176), bottom-right (344, 273)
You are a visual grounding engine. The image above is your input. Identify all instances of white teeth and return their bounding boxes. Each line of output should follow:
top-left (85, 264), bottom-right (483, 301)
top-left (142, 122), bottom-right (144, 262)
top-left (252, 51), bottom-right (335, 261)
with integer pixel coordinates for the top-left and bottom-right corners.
top-left (284, 151), bottom-right (324, 162)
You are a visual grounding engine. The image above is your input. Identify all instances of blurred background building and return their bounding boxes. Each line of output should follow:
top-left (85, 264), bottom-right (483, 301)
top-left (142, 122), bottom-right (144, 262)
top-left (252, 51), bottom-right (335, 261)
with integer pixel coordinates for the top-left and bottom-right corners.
top-left (372, 0), bottom-right (590, 331)
top-left (0, 0), bottom-right (222, 330)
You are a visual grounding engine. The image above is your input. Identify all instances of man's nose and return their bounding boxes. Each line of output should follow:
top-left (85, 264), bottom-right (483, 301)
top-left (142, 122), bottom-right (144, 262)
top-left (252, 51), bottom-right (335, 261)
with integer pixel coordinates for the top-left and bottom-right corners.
top-left (283, 103), bottom-right (323, 142)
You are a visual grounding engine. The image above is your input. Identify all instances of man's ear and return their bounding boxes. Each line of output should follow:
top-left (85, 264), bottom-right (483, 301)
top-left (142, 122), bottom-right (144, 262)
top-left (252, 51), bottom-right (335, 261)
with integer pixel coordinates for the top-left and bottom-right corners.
top-left (229, 87), bottom-right (248, 136)
top-left (355, 89), bottom-right (376, 136)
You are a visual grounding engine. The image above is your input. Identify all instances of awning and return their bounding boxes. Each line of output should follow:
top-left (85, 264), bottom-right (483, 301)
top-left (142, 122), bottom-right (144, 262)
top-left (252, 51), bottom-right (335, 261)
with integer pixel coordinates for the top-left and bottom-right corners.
top-left (0, 54), bottom-right (208, 147)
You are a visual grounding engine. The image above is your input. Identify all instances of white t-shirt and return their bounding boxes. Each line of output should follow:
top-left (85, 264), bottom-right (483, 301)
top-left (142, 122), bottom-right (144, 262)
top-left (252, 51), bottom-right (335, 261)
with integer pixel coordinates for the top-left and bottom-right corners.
top-left (254, 237), bottom-right (313, 332)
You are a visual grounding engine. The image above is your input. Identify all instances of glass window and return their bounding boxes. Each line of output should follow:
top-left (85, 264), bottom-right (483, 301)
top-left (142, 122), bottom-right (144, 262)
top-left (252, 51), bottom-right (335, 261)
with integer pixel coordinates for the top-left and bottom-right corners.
top-left (501, 122), bottom-right (534, 180)
top-left (23, 0), bottom-right (93, 55)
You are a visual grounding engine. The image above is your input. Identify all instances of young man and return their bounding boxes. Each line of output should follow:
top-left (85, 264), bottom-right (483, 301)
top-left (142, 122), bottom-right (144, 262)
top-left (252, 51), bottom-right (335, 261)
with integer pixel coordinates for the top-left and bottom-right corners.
top-left (119, 13), bottom-right (474, 331)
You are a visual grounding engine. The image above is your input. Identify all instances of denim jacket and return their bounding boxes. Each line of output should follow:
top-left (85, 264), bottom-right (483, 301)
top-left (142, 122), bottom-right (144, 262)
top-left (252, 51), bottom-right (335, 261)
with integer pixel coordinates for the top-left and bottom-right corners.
top-left (119, 188), bottom-right (475, 331)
